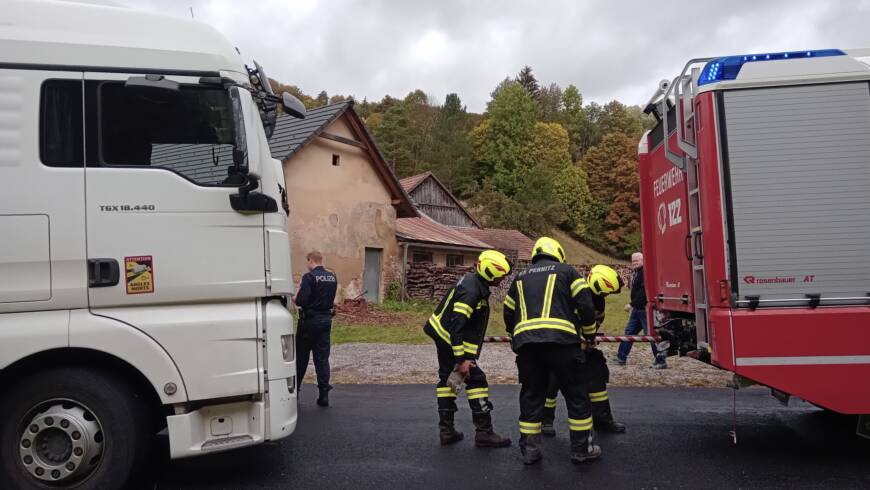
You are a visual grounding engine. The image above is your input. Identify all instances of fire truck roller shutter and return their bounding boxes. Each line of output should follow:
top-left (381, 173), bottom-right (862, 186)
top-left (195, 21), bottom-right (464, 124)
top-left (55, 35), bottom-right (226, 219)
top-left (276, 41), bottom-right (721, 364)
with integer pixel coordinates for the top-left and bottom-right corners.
top-left (721, 82), bottom-right (870, 306)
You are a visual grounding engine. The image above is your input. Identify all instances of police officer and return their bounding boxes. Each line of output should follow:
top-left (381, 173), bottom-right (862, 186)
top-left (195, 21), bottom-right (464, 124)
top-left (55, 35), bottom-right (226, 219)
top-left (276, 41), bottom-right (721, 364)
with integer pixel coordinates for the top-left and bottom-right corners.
top-left (503, 237), bottom-right (601, 465)
top-left (424, 250), bottom-right (512, 448)
top-left (294, 250), bottom-right (338, 407)
top-left (541, 265), bottom-right (626, 436)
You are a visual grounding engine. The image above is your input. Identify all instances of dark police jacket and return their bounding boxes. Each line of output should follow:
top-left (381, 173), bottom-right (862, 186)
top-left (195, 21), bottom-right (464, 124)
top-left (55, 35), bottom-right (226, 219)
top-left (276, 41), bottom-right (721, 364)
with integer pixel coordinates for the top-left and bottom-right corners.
top-left (503, 257), bottom-right (598, 352)
top-left (423, 272), bottom-right (491, 361)
top-left (295, 266), bottom-right (337, 322)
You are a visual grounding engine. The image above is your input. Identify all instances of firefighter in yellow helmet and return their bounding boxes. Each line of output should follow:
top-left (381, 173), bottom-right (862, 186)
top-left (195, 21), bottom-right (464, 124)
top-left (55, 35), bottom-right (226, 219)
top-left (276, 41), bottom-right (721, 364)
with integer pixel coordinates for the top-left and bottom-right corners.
top-left (423, 249), bottom-right (512, 447)
top-left (503, 236), bottom-right (601, 465)
top-left (541, 264), bottom-right (627, 436)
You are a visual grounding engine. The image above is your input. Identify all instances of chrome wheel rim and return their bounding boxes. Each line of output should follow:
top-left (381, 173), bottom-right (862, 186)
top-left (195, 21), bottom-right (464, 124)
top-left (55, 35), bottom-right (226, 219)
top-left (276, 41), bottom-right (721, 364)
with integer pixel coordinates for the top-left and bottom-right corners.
top-left (18, 399), bottom-right (104, 485)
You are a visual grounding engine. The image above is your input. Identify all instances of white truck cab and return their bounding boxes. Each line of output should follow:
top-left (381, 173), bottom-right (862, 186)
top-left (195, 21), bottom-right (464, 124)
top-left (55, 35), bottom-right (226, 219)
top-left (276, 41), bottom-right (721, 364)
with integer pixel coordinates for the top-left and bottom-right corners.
top-left (0, 1), bottom-right (304, 487)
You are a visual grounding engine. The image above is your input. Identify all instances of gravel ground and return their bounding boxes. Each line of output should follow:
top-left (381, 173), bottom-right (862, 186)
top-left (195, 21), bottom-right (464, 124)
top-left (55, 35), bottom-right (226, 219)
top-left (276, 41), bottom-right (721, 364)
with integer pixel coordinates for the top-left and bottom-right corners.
top-left (303, 342), bottom-right (731, 387)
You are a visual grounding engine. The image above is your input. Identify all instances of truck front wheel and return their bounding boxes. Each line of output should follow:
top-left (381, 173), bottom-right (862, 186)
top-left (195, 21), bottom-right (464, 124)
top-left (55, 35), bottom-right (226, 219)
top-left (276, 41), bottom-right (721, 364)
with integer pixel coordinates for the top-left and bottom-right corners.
top-left (0, 367), bottom-right (154, 489)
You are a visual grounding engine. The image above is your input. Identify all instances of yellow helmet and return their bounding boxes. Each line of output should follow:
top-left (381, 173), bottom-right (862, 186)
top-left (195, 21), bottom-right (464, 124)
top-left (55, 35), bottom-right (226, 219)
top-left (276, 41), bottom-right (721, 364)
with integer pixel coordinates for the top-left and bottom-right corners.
top-left (476, 250), bottom-right (511, 282)
top-left (532, 236), bottom-right (566, 263)
top-left (589, 265), bottom-right (620, 295)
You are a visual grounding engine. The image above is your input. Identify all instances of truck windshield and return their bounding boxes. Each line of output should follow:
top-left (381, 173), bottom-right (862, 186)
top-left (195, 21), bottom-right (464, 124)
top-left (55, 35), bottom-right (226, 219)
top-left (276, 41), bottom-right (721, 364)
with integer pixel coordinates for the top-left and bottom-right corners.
top-left (96, 82), bottom-right (240, 186)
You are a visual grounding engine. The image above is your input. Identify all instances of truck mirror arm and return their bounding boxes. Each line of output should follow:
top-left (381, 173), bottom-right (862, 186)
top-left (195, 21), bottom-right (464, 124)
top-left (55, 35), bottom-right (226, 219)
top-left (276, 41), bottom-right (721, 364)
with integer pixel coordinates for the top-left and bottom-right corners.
top-left (229, 175), bottom-right (279, 214)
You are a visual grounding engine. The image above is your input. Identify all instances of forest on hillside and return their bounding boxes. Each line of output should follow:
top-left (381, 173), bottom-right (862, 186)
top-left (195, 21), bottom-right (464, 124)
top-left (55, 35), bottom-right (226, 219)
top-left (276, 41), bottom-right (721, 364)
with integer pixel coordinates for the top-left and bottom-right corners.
top-left (270, 67), bottom-right (654, 258)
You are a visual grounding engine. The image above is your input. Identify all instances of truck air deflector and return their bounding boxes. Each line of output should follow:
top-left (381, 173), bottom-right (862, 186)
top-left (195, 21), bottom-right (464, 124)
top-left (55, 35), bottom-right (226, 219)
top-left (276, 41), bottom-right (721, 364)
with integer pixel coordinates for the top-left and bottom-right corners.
top-left (698, 49), bottom-right (846, 86)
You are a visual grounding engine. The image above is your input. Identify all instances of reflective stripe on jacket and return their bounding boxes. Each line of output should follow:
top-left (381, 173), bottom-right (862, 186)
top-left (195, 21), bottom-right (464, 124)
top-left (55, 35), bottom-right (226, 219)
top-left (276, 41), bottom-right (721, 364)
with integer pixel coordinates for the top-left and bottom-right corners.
top-left (423, 272), bottom-right (490, 361)
top-left (503, 258), bottom-right (597, 351)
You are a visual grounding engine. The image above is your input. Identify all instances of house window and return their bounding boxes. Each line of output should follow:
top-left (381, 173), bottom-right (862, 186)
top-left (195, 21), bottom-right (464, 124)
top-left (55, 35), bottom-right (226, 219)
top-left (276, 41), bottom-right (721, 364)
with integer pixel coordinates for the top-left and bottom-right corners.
top-left (412, 252), bottom-right (433, 263)
top-left (446, 254), bottom-right (464, 267)
top-left (332, 154), bottom-right (340, 166)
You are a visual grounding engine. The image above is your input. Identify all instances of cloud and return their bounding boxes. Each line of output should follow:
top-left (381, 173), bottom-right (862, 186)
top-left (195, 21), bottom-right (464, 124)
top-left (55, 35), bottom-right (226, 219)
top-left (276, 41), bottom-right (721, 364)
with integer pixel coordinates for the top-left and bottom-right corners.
top-left (120, 0), bottom-right (870, 112)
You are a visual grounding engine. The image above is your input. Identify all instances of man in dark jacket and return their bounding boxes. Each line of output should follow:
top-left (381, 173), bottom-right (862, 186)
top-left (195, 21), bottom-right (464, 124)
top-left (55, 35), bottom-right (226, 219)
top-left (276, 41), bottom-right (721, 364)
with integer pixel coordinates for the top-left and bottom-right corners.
top-left (295, 250), bottom-right (338, 406)
top-left (617, 252), bottom-right (667, 368)
top-left (424, 250), bottom-right (512, 448)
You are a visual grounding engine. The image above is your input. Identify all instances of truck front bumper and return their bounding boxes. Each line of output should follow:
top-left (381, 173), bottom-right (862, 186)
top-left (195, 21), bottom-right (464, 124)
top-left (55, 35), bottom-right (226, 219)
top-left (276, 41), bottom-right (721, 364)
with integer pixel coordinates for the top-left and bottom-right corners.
top-left (166, 299), bottom-right (298, 459)
top-left (166, 378), bottom-right (297, 459)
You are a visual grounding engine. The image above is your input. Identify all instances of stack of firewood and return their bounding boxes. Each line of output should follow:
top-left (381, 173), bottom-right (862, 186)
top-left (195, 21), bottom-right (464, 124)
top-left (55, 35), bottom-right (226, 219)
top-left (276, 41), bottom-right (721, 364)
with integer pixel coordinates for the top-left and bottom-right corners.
top-left (404, 262), bottom-right (473, 300)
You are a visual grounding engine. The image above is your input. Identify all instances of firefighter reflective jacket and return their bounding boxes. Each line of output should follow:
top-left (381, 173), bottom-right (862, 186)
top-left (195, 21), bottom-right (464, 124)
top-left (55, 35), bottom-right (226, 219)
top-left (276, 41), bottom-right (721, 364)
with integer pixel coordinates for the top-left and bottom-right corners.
top-left (423, 272), bottom-right (491, 361)
top-left (503, 257), bottom-right (598, 351)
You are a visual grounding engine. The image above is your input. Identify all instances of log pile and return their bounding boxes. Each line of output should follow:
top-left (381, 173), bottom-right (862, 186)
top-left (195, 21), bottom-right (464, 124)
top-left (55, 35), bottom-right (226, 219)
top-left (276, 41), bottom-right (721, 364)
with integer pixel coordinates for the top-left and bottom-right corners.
top-left (404, 261), bottom-right (633, 302)
top-left (404, 262), bottom-right (473, 300)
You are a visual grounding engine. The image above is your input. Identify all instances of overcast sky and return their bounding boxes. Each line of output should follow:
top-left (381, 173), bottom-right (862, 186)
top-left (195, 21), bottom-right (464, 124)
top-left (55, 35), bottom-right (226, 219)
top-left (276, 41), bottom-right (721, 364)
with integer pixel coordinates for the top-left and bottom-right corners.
top-left (122, 0), bottom-right (870, 112)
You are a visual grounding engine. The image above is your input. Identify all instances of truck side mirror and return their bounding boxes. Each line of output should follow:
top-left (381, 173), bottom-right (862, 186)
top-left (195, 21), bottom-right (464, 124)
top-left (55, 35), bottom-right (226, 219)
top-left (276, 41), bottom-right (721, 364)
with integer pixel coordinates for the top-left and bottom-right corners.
top-left (281, 92), bottom-right (306, 119)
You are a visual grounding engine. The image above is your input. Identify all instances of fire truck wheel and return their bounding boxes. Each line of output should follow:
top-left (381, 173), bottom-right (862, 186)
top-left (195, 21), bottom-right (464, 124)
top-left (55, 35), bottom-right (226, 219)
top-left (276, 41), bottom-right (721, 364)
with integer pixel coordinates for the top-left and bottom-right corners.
top-left (0, 367), bottom-right (154, 490)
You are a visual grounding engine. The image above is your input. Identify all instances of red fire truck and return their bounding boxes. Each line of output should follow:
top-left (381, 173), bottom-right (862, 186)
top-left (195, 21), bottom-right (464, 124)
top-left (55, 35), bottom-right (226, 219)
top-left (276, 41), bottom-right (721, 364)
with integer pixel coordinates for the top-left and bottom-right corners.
top-left (638, 48), bottom-right (870, 434)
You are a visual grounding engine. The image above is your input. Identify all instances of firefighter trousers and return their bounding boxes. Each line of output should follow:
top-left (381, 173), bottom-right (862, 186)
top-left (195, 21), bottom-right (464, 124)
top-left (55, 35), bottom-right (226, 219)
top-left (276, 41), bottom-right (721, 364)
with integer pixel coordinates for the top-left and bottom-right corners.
top-left (516, 343), bottom-right (592, 448)
top-left (433, 337), bottom-right (492, 416)
top-left (543, 347), bottom-right (615, 426)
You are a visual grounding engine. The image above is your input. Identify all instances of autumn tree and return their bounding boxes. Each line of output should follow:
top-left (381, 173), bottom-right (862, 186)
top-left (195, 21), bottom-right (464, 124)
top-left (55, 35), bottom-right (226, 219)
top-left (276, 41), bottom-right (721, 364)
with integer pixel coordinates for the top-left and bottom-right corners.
top-left (580, 133), bottom-right (640, 256)
top-left (598, 100), bottom-right (643, 139)
top-left (471, 81), bottom-right (538, 195)
top-left (516, 65), bottom-right (541, 100)
top-left (553, 164), bottom-right (593, 237)
top-left (315, 90), bottom-right (329, 107)
top-left (561, 84), bottom-right (589, 159)
top-left (424, 93), bottom-right (476, 196)
top-left (538, 83), bottom-right (564, 123)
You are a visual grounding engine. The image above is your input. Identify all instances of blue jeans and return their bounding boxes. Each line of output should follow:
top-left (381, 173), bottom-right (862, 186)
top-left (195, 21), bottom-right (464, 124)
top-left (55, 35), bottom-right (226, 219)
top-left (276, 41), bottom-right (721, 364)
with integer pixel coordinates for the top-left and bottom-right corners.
top-left (617, 307), bottom-right (664, 364)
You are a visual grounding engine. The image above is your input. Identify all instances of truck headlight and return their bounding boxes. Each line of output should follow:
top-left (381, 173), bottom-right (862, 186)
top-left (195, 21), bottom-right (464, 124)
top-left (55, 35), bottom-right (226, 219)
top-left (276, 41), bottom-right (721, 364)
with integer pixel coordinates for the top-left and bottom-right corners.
top-left (280, 334), bottom-right (295, 362)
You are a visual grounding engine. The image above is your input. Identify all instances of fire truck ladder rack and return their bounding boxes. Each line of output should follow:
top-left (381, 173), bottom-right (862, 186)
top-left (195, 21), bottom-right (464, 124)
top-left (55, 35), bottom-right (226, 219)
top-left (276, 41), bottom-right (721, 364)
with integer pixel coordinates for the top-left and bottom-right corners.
top-left (660, 58), bottom-right (714, 352)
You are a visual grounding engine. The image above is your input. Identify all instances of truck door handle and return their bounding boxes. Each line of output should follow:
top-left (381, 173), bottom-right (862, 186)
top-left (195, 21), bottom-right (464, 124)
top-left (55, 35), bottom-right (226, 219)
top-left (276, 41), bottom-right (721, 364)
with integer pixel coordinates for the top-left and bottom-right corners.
top-left (88, 258), bottom-right (120, 288)
top-left (685, 235), bottom-right (693, 261)
top-left (693, 233), bottom-right (704, 260)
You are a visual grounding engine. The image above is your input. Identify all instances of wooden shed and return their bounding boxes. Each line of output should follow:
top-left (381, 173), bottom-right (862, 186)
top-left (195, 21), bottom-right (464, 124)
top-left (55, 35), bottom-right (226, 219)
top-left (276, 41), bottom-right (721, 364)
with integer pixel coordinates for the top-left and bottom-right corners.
top-left (399, 172), bottom-right (481, 229)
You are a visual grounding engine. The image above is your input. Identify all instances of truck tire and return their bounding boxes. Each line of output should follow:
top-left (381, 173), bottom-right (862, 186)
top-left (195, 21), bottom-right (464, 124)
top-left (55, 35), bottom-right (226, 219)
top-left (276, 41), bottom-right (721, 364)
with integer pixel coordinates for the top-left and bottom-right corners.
top-left (0, 367), bottom-right (155, 489)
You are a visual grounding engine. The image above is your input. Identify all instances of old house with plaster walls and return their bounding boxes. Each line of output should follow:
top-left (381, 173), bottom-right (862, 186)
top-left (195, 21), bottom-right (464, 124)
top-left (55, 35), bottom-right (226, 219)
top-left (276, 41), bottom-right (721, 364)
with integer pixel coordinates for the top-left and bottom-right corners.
top-left (269, 101), bottom-right (417, 302)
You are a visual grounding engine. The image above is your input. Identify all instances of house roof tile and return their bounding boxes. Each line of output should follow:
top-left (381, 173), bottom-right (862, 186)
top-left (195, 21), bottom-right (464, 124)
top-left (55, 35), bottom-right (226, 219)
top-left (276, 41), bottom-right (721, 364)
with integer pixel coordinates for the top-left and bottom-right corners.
top-left (459, 228), bottom-right (535, 261)
top-left (397, 216), bottom-right (492, 249)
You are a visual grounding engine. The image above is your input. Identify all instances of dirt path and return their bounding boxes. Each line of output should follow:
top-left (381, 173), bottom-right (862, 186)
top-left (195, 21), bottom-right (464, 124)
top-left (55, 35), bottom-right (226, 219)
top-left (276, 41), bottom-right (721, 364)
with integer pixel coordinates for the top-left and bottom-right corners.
top-left (303, 342), bottom-right (731, 387)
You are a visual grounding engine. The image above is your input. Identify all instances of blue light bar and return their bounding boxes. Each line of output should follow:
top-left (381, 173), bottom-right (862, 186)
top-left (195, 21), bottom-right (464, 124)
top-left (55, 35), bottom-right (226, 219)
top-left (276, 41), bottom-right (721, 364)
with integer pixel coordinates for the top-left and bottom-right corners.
top-left (697, 49), bottom-right (847, 86)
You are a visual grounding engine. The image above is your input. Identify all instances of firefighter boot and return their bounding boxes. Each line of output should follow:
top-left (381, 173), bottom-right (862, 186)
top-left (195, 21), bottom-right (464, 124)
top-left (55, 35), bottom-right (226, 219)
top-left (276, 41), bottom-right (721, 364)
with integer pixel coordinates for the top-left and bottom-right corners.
top-left (472, 413), bottom-right (511, 448)
top-left (541, 401), bottom-right (557, 437)
top-left (570, 430), bottom-right (602, 464)
top-left (438, 411), bottom-right (464, 446)
top-left (518, 433), bottom-right (543, 465)
top-left (592, 400), bottom-right (626, 433)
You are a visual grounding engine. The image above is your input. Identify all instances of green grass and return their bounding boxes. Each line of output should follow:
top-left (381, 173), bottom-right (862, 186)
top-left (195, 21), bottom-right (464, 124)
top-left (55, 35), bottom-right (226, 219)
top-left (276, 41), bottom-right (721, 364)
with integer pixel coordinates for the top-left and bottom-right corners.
top-left (551, 229), bottom-right (628, 265)
top-left (376, 299), bottom-right (435, 314)
top-left (332, 299), bottom-right (434, 344)
top-left (332, 323), bottom-right (430, 344)
top-left (333, 290), bottom-right (633, 344)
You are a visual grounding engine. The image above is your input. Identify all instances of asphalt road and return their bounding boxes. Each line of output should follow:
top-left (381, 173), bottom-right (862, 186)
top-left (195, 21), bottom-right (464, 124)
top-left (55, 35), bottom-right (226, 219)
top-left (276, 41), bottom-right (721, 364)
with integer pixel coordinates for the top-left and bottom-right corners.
top-left (156, 386), bottom-right (870, 489)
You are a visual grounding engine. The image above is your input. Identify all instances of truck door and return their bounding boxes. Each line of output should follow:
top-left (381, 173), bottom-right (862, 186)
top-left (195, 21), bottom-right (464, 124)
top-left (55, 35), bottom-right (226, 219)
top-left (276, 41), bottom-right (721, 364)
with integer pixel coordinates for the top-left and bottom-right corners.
top-left (83, 72), bottom-right (265, 307)
top-left (0, 70), bottom-right (88, 311)
top-left (81, 72), bottom-right (265, 398)
top-left (640, 108), bottom-right (695, 315)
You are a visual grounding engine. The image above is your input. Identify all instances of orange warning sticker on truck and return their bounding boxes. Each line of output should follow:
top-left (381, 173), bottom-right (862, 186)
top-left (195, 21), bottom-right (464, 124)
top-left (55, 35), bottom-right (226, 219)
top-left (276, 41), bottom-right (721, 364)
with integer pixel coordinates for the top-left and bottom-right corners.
top-left (125, 256), bottom-right (154, 294)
